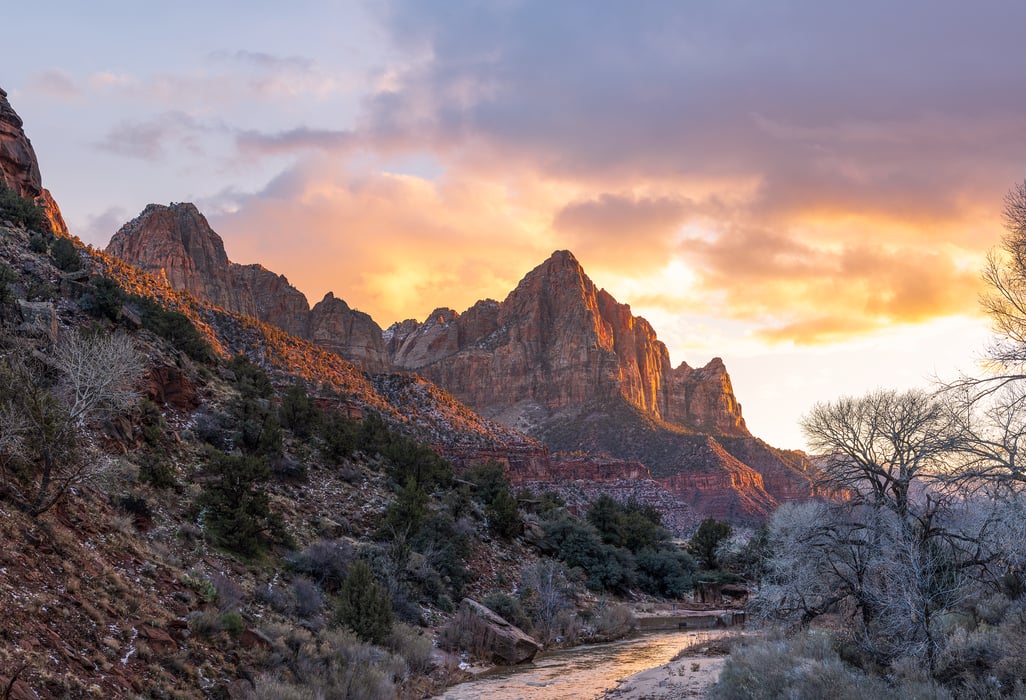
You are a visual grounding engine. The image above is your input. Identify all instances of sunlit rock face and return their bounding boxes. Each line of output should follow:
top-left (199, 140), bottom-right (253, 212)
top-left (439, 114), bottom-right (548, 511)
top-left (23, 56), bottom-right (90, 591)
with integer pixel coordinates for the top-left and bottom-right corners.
top-left (389, 250), bottom-right (749, 434)
top-left (388, 250), bottom-right (816, 522)
top-left (0, 87), bottom-right (68, 235)
top-left (106, 203), bottom-right (391, 373)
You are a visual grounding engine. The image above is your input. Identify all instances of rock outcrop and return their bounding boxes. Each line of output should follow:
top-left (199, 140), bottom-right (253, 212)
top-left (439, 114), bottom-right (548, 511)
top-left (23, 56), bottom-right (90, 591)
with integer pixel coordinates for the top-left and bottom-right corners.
top-left (387, 251), bottom-right (815, 521)
top-left (0, 87), bottom-right (68, 235)
top-left (388, 251), bottom-right (748, 436)
top-left (106, 203), bottom-right (390, 373)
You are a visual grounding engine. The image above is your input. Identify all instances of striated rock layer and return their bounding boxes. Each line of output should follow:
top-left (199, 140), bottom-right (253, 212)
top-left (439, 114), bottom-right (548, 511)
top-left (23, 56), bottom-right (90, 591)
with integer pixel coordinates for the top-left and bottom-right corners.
top-left (0, 87), bottom-right (68, 235)
top-left (388, 251), bottom-right (817, 521)
top-left (106, 203), bottom-right (390, 373)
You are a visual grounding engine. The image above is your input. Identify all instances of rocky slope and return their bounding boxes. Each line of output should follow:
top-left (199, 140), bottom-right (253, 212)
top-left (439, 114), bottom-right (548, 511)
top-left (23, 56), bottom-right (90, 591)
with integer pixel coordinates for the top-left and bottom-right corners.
top-left (0, 87), bottom-right (67, 235)
top-left (388, 251), bottom-right (816, 521)
top-left (106, 203), bottom-right (390, 373)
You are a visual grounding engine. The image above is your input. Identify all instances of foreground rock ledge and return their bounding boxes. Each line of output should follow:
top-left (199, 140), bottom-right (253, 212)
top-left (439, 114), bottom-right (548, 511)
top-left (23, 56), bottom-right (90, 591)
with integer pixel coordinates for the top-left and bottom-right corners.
top-left (453, 598), bottom-right (541, 665)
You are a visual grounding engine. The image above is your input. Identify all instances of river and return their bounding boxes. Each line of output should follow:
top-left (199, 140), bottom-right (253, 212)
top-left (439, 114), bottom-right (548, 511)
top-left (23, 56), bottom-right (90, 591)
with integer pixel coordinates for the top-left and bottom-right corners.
top-left (436, 629), bottom-right (722, 700)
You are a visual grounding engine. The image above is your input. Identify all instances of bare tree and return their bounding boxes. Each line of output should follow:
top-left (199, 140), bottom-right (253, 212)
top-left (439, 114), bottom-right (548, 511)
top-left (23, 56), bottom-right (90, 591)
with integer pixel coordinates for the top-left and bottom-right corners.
top-left (801, 388), bottom-right (958, 524)
top-left (752, 390), bottom-right (991, 669)
top-left (981, 180), bottom-right (1026, 372)
top-left (0, 330), bottom-right (145, 515)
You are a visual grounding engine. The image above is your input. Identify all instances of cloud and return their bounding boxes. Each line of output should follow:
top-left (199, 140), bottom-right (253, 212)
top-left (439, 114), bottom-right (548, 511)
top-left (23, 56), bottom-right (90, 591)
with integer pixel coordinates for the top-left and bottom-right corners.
top-left (676, 222), bottom-right (985, 343)
top-left (207, 50), bottom-right (313, 72)
top-left (553, 193), bottom-right (695, 272)
top-left (26, 70), bottom-right (80, 100)
top-left (94, 111), bottom-right (222, 160)
top-left (235, 127), bottom-right (356, 157)
top-left (208, 157), bottom-right (559, 325)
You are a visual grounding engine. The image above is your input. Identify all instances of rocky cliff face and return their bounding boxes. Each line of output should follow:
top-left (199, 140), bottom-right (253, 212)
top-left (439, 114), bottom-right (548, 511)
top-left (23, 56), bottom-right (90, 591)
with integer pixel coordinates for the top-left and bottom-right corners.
top-left (0, 87), bottom-right (68, 235)
top-left (388, 250), bottom-right (815, 521)
top-left (389, 250), bottom-right (748, 436)
top-left (106, 203), bottom-right (390, 373)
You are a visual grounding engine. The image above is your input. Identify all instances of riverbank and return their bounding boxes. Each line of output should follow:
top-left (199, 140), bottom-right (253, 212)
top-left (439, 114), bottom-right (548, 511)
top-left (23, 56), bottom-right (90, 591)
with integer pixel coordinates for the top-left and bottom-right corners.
top-left (602, 630), bottom-right (741, 699)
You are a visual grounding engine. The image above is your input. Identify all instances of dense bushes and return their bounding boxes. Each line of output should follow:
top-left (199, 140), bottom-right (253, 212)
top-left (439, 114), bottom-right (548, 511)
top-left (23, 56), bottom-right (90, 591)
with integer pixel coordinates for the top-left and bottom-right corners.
top-left (709, 630), bottom-right (952, 700)
top-left (50, 236), bottom-right (80, 271)
top-left (126, 293), bottom-right (213, 362)
top-left (539, 497), bottom-right (695, 596)
top-left (0, 182), bottom-right (48, 232)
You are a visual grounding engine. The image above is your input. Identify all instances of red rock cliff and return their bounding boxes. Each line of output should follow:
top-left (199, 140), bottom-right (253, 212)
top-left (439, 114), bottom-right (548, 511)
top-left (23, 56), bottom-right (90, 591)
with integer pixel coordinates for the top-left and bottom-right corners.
top-left (389, 250), bottom-right (748, 436)
top-left (106, 203), bottom-right (390, 373)
top-left (0, 87), bottom-right (68, 235)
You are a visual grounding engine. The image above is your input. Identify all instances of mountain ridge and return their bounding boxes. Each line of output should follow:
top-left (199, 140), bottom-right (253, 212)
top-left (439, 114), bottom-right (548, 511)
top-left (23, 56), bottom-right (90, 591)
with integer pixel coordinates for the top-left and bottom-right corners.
top-left (105, 202), bottom-right (818, 522)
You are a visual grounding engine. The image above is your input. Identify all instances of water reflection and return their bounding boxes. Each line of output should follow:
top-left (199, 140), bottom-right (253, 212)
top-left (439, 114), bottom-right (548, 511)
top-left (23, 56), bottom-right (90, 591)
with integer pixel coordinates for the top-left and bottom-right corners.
top-left (436, 630), bottom-right (719, 700)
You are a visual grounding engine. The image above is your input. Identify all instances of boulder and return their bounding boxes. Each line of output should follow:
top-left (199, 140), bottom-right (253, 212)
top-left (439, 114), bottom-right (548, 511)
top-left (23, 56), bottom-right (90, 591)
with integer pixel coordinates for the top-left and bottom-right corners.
top-left (136, 624), bottom-right (177, 654)
top-left (451, 598), bottom-right (540, 665)
top-left (146, 365), bottom-right (200, 411)
top-left (17, 299), bottom-right (57, 339)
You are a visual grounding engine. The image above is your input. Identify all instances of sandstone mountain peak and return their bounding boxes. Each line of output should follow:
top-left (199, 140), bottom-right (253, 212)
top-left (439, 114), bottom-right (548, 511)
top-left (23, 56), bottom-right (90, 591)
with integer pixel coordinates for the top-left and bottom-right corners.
top-left (106, 202), bottom-right (391, 373)
top-left (0, 86), bottom-right (68, 235)
top-left (386, 250), bottom-right (820, 520)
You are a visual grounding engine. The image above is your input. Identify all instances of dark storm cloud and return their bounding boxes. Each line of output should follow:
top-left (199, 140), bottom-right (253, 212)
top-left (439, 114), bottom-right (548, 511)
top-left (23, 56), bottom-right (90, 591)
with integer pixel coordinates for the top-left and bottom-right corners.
top-left (368, 1), bottom-right (1026, 207)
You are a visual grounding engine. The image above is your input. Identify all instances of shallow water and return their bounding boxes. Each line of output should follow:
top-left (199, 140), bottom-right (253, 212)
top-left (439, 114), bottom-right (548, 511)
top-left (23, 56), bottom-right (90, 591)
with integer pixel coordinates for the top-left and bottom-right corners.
top-left (436, 629), bottom-right (720, 700)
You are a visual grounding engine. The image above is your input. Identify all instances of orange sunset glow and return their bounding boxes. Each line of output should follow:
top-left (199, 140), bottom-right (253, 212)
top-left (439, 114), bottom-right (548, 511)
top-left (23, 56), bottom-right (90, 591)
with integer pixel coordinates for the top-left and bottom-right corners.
top-left (7, 1), bottom-right (1021, 447)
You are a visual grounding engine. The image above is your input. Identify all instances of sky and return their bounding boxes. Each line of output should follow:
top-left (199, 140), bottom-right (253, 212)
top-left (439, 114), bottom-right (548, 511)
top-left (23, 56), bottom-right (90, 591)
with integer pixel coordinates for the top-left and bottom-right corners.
top-left (4, 1), bottom-right (1022, 450)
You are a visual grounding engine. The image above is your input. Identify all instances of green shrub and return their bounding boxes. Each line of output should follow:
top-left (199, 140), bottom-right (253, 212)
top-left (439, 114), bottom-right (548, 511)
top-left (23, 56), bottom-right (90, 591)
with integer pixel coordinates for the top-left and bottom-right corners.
top-left (587, 495), bottom-right (667, 552)
top-left (138, 453), bottom-right (176, 489)
top-left (0, 264), bottom-right (16, 323)
top-left (28, 233), bottom-right (48, 253)
top-left (221, 612), bottom-right (245, 636)
top-left (50, 236), bottom-right (80, 271)
top-left (127, 294), bottom-right (213, 362)
top-left (635, 548), bottom-right (696, 597)
top-left (482, 592), bottom-right (530, 630)
top-left (379, 478), bottom-right (429, 538)
top-left (412, 513), bottom-right (472, 599)
top-left (688, 517), bottom-right (732, 570)
top-left (487, 487), bottom-right (522, 539)
top-left (334, 560), bottom-right (394, 645)
top-left (0, 182), bottom-right (48, 232)
top-left (81, 275), bottom-right (125, 321)
top-left (197, 450), bottom-right (283, 557)
top-left (540, 512), bottom-right (636, 593)
top-left (318, 411), bottom-right (359, 462)
top-left (279, 380), bottom-right (319, 438)
top-left (466, 460), bottom-right (508, 504)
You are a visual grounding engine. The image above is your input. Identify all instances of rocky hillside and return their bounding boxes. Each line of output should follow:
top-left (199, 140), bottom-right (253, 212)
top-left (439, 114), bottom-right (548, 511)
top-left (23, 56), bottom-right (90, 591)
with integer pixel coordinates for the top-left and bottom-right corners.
top-left (107, 203), bottom-right (391, 373)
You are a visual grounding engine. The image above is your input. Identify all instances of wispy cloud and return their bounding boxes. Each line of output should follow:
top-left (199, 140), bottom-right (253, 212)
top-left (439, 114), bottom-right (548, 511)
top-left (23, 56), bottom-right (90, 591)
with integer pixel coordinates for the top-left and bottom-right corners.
top-left (25, 69), bottom-right (80, 100)
top-left (95, 111), bottom-right (225, 160)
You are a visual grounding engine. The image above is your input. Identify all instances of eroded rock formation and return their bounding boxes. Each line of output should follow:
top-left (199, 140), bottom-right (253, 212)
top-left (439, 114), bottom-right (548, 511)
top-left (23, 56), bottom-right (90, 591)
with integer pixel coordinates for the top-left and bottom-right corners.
top-left (388, 251), bottom-right (815, 521)
top-left (106, 203), bottom-right (390, 373)
top-left (0, 87), bottom-right (68, 235)
top-left (388, 251), bottom-right (748, 436)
